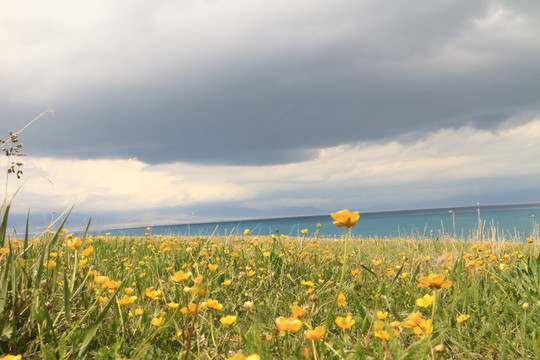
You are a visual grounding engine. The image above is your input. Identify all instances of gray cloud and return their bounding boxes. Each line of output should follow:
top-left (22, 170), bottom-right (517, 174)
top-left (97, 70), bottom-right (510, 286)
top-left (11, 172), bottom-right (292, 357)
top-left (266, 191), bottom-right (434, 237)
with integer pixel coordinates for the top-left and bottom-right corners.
top-left (2, 1), bottom-right (540, 165)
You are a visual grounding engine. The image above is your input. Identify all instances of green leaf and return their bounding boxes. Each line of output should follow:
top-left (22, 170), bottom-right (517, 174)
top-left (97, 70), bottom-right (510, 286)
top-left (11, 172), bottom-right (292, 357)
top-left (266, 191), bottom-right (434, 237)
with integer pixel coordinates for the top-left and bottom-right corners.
top-left (63, 268), bottom-right (71, 323)
top-left (389, 336), bottom-right (403, 360)
top-left (82, 217), bottom-right (92, 241)
top-left (533, 328), bottom-right (540, 359)
top-left (0, 202), bottom-right (10, 248)
top-left (0, 313), bottom-right (13, 341)
top-left (355, 338), bottom-right (366, 360)
top-left (22, 208), bottom-right (30, 260)
top-left (0, 250), bottom-right (11, 313)
top-left (41, 345), bottom-right (57, 360)
top-left (360, 264), bottom-right (378, 279)
top-left (402, 336), bottom-right (431, 360)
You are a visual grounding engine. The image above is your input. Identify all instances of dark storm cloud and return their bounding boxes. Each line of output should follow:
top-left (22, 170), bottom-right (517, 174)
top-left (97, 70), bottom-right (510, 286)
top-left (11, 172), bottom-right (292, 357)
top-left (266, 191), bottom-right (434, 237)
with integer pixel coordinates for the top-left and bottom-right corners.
top-left (2, 0), bottom-right (540, 165)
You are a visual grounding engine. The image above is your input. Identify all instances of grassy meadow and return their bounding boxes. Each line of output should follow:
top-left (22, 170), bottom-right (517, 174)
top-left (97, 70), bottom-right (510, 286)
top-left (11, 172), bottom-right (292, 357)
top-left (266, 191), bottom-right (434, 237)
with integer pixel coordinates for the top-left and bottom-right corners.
top-left (0, 206), bottom-right (539, 359)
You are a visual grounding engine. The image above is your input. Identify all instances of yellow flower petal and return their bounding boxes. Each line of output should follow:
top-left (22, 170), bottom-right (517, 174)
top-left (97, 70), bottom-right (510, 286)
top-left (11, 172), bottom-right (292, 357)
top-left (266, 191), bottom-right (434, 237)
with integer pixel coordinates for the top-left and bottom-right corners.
top-left (331, 209), bottom-right (360, 228)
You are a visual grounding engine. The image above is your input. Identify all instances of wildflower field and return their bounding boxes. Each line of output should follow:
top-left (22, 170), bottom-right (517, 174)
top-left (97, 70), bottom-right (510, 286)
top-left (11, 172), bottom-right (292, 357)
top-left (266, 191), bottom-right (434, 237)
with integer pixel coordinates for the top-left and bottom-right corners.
top-left (1, 208), bottom-right (539, 359)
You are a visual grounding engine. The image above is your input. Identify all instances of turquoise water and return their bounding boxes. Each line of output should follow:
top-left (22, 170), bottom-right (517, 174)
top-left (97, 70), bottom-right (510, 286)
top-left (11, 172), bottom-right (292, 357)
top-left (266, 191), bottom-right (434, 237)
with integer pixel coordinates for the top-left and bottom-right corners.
top-left (106, 203), bottom-right (540, 240)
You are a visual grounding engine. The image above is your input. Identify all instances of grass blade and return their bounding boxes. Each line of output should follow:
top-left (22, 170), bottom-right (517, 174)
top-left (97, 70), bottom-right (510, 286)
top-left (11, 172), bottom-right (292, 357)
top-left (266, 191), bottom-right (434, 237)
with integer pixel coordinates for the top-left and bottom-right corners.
top-left (0, 203), bottom-right (10, 248)
top-left (77, 285), bottom-right (123, 359)
top-left (63, 268), bottom-right (71, 324)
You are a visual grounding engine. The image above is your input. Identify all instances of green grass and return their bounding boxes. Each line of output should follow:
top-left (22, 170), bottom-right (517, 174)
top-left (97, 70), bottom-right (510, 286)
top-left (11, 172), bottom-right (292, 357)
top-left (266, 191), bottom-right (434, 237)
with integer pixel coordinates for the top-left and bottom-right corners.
top-left (0, 212), bottom-right (539, 359)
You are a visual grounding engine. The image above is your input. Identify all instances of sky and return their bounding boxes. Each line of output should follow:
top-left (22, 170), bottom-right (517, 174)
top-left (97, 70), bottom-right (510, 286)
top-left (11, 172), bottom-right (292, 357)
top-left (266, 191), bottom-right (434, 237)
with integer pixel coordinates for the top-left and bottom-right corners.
top-left (1, 0), bottom-right (540, 231)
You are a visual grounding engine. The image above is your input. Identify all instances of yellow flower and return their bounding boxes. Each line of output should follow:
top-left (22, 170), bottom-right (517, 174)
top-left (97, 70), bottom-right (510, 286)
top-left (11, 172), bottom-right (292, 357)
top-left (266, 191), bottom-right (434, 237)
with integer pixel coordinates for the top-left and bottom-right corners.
top-left (0, 355), bottom-right (22, 360)
top-left (262, 251), bottom-right (270, 257)
top-left (377, 311), bottom-right (388, 320)
top-left (106, 280), bottom-right (122, 289)
top-left (81, 246), bottom-right (94, 257)
top-left (67, 237), bottom-right (82, 250)
top-left (401, 311), bottom-right (423, 328)
top-left (330, 209), bottom-right (360, 228)
top-left (275, 316), bottom-right (302, 332)
top-left (116, 295), bottom-right (137, 305)
top-left (301, 228), bottom-right (308, 234)
top-left (208, 263), bottom-right (218, 272)
top-left (351, 268), bottom-right (361, 276)
top-left (171, 270), bottom-right (191, 282)
top-left (134, 308), bottom-right (143, 316)
top-left (222, 280), bottom-right (232, 286)
top-left (374, 321), bottom-right (390, 341)
top-left (304, 326), bottom-right (325, 340)
top-left (145, 287), bottom-right (162, 300)
top-left (220, 315), bottom-right (237, 325)
top-left (337, 291), bottom-right (347, 306)
top-left (301, 280), bottom-right (314, 287)
top-left (417, 273), bottom-right (452, 289)
top-left (46, 260), bottom-right (57, 269)
top-left (292, 305), bottom-right (306, 319)
top-left (172, 329), bottom-right (183, 340)
top-left (167, 302), bottom-right (180, 309)
top-left (457, 314), bottom-right (470, 323)
top-left (244, 229), bottom-right (251, 236)
top-left (416, 294), bottom-right (434, 307)
top-left (413, 319), bottom-right (432, 338)
top-left (181, 303), bottom-right (203, 314)
top-left (401, 312), bottom-right (432, 338)
top-left (227, 353), bottom-right (260, 360)
top-left (152, 316), bottom-right (165, 327)
top-left (206, 299), bottom-right (224, 310)
top-left (124, 287), bottom-right (135, 295)
top-left (94, 275), bottom-right (109, 286)
top-left (94, 275), bottom-right (109, 287)
top-left (335, 314), bottom-right (355, 329)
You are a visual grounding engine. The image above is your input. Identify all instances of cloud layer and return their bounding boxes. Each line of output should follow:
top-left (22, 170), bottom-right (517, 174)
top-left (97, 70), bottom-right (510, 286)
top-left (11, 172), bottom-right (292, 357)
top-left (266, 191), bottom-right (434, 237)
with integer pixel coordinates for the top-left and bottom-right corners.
top-left (1, 1), bottom-right (540, 229)
top-left (2, 1), bottom-right (540, 165)
top-left (4, 119), bottom-right (539, 228)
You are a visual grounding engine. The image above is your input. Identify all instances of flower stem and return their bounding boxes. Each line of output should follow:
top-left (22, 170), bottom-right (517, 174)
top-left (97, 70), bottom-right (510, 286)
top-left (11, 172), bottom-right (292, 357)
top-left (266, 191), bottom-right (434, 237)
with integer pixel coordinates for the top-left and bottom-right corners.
top-left (324, 226), bottom-right (350, 331)
top-left (431, 288), bottom-right (438, 323)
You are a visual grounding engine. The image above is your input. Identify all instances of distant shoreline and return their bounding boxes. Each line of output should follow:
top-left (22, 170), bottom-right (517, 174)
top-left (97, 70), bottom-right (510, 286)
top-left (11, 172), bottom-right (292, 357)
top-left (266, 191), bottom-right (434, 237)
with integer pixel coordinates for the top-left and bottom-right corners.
top-left (111, 200), bottom-right (540, 232)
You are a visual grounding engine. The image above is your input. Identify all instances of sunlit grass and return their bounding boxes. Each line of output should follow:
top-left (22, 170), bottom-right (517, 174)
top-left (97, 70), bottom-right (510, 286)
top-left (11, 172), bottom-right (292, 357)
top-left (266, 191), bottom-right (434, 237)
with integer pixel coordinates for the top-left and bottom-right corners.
top-left (1, 213), bottom-right (539, 359)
